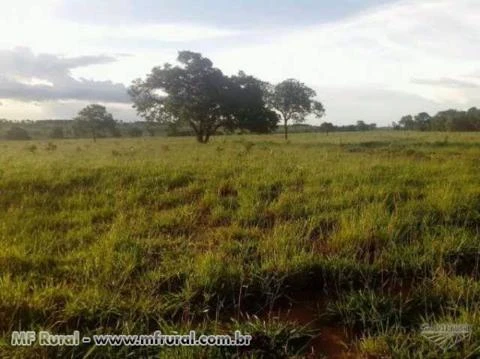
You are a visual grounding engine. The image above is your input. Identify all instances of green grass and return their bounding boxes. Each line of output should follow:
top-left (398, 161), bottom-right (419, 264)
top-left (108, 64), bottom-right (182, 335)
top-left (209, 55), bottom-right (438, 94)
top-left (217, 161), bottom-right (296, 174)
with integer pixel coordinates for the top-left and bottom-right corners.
top-left (1, 131), bottom-right (480, 358)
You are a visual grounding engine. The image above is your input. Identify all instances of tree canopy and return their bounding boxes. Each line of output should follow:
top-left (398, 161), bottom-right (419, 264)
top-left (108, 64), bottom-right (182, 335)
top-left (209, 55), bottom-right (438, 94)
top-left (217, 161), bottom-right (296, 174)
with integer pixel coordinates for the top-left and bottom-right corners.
top-left (129, 51), bottom-right (279, 143)
top-left (73, 104), bottom-right (117, 141)
top-left (268, 79), bottom-right (325, 140)
top-left (319, 122), bottom-right (335, 134)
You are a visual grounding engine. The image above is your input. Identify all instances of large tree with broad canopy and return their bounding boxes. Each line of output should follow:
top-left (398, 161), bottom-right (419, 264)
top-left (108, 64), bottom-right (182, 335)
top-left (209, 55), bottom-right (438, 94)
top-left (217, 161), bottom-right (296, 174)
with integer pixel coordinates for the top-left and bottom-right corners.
top-left (129, 51), bottom-right (278, 143)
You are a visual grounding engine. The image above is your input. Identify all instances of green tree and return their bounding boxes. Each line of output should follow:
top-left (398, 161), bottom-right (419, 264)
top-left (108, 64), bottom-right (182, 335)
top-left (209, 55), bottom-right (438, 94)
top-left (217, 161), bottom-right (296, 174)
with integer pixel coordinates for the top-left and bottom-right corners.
top-left (129, 51), bottom-right (277, 143)
top-left (433, 110), bottom-right (461, 131)
top-left (466, 107), bottom-right (480, 131)
top-left (145, 121), bottom-right (159, 136)
top-left (268, 79), bottom-right (325, 140)
top-left (398, 115), bottom-right (414, 130)
top-left (414, 112), bottom-right (432, 131)
top-left (226, 72), bottom-right (279, 133)
top-left (356, 120), bottom-right (370, 131)
top-left (73, 104), bottom-right (117, 141)
top-left (319, 122), bottom-right (335, 135)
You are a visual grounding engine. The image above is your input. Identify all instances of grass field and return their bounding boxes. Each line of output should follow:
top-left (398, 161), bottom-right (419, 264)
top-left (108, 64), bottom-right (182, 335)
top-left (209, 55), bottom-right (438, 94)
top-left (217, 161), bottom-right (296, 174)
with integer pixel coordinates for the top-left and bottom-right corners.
top-left (1, 131), bottom-right (480, 358)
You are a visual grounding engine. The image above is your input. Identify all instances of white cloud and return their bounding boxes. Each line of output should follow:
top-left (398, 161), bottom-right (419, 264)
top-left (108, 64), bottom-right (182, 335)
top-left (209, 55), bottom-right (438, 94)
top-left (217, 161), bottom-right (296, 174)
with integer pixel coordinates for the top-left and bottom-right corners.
top-left (0, 48), bottom-right (129, 103)
top-left (0, 99), bottom-right (136, 121)
top-left (211, 0), bottom-right (480, 123)
top-left (0, 99), bottom-right (45, 120)
top-left (411, 78), bottom-right (479, 89)
top-left (0, 0), bottom-right (240, 54)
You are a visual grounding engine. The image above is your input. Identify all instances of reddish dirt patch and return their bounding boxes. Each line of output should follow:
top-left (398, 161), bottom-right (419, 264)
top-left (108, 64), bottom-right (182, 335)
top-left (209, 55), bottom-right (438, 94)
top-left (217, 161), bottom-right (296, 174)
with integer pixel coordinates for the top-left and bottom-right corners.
top-left (262, 292), bottom-right (358, 358)
top-left (311, 326), bottom-right (357, 359)
top-left (262, 291), bottom-right (325, 324)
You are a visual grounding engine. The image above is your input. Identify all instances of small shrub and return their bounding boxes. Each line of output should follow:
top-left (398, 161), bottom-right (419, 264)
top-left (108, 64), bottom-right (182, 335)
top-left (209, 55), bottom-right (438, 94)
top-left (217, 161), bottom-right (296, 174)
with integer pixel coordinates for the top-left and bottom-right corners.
top-left (258, 182), bottom-right (283, 203)
top-left (242, 141), bottom-right (255, 153)
top-left (25, 144), bottom-right (37, 153)
top-left (325, 290), bottom-right (422, 333)
top-left (217, 182), bottom-right (238, 198)
top-left (45, 142), bottom-right (57, 151)
top-left (6, 126), bottom-right (30, 140)
top-left (230, 316), bottom-right (314, 358)
top-left (359, 335), bottom-right (390, 357)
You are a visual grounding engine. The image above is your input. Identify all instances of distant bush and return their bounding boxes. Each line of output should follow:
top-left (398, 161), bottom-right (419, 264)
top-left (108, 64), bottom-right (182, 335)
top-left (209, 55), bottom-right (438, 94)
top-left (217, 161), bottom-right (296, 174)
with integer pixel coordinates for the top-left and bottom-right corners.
top-left (49, 127), bottom-right (64, 139)
top-left (45, 142), bottom-right (57, 151)
top-left (167, 129), bottom-right (197, 137)
top-left (6, 126), bottom-right (31, 140)
top-left (128, 127), bottom-right (143, 137)
top-left (111, 128), bottom-right (122, 138)
top-left (25, 144), bottom-right (37, 153)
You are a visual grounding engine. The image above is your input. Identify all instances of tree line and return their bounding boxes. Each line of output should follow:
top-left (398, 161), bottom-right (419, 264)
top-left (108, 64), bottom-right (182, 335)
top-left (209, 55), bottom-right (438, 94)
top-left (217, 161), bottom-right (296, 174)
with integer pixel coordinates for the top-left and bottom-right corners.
top-left (0, 116), bottom-right (157, 140)
top-left (1, 117), bottom-right (379, 141)
top-left (318, 120), bottom-right (377, 134)
top-left (394, 107), bottom-right (480, 131)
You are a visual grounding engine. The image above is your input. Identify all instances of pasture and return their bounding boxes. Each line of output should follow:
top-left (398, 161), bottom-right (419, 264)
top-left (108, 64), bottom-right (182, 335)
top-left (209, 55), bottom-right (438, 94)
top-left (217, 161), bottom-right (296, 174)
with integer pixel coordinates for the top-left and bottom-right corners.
top-left (1, 131), bottom-right (480, 358)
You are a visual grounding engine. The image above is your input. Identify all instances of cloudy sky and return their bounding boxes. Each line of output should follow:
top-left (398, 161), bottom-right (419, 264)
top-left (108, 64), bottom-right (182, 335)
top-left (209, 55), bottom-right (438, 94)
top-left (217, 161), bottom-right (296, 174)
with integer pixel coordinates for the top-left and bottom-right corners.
top-left (1, 0), bottom-right (479, 125)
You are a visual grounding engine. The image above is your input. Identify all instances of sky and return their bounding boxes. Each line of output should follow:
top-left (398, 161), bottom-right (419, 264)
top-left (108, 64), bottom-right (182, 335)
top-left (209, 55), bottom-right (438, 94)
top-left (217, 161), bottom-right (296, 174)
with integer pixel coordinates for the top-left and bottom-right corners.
top-left (0, 0), bottom-right (480, 125)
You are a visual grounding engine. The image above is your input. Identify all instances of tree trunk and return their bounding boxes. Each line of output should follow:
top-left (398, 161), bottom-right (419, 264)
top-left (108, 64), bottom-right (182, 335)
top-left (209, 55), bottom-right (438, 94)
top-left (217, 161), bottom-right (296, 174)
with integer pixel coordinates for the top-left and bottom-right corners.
top-left (195, 132), bottom-right (210, 143)
top-left (284, 119), bottom-right (288, 140)
top-left (191, 120), bottom-right (213, 143)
